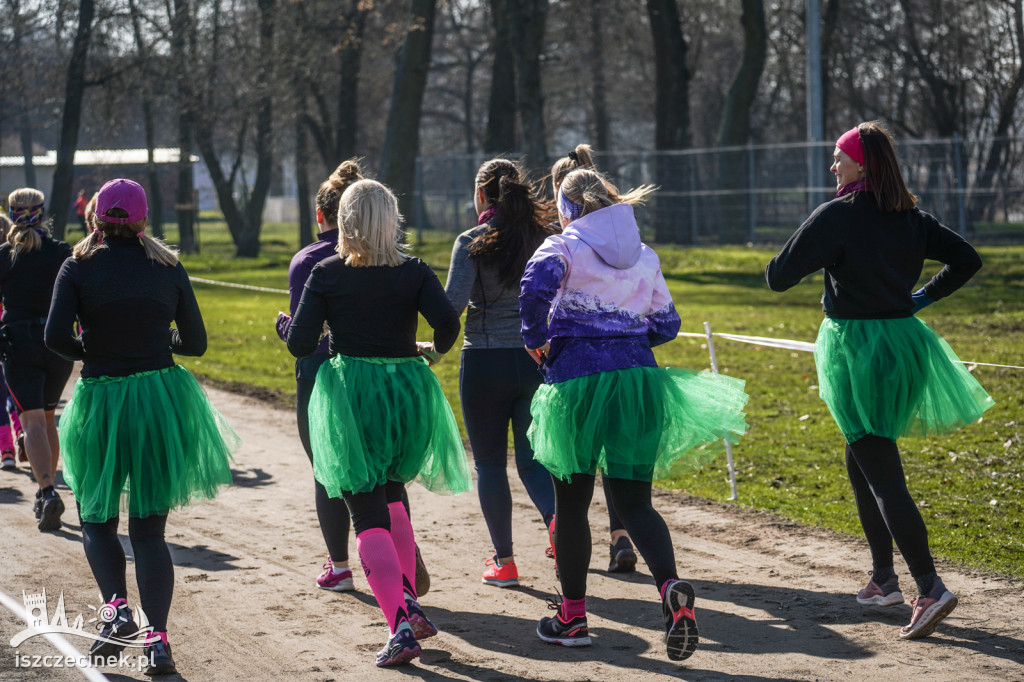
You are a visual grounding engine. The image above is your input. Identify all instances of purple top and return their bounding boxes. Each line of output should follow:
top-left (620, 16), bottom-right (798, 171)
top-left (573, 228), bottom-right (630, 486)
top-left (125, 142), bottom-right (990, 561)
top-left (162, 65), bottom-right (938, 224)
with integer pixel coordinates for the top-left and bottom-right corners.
top-left (277, 229), bottom-right (338, 354)
top-left (519, 203), bottom-right (681, 384)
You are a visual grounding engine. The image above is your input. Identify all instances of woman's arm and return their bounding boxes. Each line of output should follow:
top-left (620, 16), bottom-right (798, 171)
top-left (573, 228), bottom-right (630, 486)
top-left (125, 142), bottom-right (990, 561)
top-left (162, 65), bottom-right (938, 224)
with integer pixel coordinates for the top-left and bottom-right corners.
top-left (172, 265), bottom-right (207, 356)
top-left (765, 203), bottom-right (838, 292)
top-left (919, 211), bottom-right (983, 301)
top-left (287, 268), bottom-right (330, 358)
top-left (419, 265), bottom-right (461, 354)
top-left (43, 260), bottom-right (85, 361)
top-left (443, 231), bottom-right (477, 314)
top-left (519, 241), bottom-right (568, 350)
top-left (645, 268), bottom-right (682, 347)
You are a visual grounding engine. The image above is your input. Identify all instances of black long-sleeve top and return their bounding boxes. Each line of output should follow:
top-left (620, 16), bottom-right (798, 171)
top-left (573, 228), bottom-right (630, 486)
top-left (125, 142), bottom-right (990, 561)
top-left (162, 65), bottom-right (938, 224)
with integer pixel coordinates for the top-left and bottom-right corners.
top-left (45, 237), bottom-right (207, 378)
top-left (765, 193), bottom-right (982, 318)
top-left (287, 255), bottom-right (460, 359)
top-left (0, 237), bottom-right (72, 323)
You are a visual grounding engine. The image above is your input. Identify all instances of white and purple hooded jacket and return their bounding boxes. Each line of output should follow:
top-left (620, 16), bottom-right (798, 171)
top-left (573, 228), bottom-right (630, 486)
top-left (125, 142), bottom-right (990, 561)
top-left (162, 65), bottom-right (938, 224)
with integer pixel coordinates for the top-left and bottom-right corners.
top-left (519, 203), bottom-right (681, 384)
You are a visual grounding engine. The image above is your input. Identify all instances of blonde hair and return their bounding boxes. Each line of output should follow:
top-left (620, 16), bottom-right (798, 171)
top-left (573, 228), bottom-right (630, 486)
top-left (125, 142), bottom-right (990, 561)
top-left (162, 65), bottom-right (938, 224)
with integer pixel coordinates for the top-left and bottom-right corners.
top-left (336, 179), bottom-right (407, 267)
top-left (72, 207), bottom-right (179, 267)
top-left (316, 159), bottom-right (364, 224)
top-left (83, 193), bottom-right (98, 231)
top-left (558, 168), bottom-right (656, 218)
top-left (0, 213), bottom-right (12, 242)
top-left (551, 144), bottom-right (597, 191)
top-left (7, 187), bottom-right (46, 257)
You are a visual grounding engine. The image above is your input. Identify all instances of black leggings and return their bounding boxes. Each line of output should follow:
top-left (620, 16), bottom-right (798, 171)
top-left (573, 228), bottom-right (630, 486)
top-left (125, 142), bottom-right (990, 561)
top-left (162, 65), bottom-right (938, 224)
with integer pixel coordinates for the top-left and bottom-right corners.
top-left (81, 514), bottom-right (173, 632)
top-left (845, 434), bottom-right (935, 579)
top-left (552, 474), bottom-right (677, 600)
top-left (343, 480), bottom-right (407, 535)
top-left (297, 356), bottom-right (351, 563)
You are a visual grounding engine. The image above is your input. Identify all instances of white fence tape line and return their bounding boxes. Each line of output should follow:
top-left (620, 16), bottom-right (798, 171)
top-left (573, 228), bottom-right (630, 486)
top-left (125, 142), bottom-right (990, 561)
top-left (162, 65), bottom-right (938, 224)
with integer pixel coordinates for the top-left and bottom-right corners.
top-left (0, 588), bottom-right (110, 682)
top-left (189, 276), bottom-right (289, 295)
top-left (703, 323), bottom-right (739, 501)
top-left (677, 331), bottom-right (1022, 369)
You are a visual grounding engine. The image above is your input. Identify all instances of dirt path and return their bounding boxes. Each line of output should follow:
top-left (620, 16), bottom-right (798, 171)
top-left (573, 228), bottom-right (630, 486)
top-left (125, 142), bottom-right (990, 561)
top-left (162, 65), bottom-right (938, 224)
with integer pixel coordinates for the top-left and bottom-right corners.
top-left (1, 376), bottom-right (1022, 681)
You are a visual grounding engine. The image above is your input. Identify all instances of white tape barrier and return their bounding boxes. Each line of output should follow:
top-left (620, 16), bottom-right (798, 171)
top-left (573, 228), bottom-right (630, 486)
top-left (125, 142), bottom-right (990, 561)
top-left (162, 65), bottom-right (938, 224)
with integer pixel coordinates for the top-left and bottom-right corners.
top-left (189, 276), bottom-right (289, 295)
top-left (678, 330), bottom-right (1023, 370)
top-left (0, 589), bottom-right (110, 682)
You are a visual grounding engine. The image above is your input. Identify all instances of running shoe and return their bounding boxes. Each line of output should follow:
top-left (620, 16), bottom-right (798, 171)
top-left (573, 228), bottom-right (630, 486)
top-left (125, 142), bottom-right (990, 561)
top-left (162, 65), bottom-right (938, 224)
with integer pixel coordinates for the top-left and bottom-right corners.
top-left (375, 624), bottom-right (420, 667)
top-left (482, 555), bottom-right (519, 587)
top-left (899, 578), bottom-right (958, 640)
top-left (415, 543), bottom-right (430, 597)
top-left (142, 637), bottom-right (176, 676)
top-left (89, 601), bottom-right (139, 659)
top-left (15, 433), bottom-right (26, 463)
top-left (0, 449), bottom-right (15, 470)
top-left (546, 517), bottom-right (556, 559)
top-left (316, 559), bottom-right (355, 592)
top-left (32, 491), bottom-right (41, 520)
top-left (607, 536), bottom-right (638, 573)
top-left (405, 598), bottom-right (437, 640)
top-left (37, 489), bottom-right (64, 532)
top-left (661, 579), bottom-right (699, 661)
top-left (856, 574), bottom-right (904, 607)
top-left (536, 598), bottom-right (591, 647)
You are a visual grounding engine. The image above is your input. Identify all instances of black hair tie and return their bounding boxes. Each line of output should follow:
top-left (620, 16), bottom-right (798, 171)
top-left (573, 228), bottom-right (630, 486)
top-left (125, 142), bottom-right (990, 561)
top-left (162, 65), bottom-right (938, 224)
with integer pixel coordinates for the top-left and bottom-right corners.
top-left (567, 150), bottom-right (579, 163)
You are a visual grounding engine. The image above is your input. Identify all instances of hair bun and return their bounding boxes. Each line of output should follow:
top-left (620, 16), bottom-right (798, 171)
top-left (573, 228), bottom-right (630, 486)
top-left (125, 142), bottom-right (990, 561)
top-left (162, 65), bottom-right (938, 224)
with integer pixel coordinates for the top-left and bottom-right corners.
top-left (330, 160), bottom-right (363, 189)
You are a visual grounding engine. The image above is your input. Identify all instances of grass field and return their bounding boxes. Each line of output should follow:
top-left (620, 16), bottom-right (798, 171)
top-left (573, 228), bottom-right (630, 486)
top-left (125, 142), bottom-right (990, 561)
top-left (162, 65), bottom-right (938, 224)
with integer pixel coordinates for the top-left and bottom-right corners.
top-left (164, 217), bottom-right (1023, 576)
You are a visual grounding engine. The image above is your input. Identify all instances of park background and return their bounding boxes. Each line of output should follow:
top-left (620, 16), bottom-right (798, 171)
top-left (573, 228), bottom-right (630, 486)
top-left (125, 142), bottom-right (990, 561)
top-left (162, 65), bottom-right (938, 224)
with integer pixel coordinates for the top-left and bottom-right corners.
top-left (0, 0), bottom-right (1021, 577)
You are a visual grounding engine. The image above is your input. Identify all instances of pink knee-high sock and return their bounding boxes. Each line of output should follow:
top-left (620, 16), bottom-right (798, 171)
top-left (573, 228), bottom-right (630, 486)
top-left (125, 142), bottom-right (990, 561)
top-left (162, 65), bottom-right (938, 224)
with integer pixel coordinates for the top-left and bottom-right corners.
top-left (356, 527), bottom-right (409, 634)
top-left (0, 424), bottom-right (12, 451)
top-left (387, 501), bottom-right (417, 600)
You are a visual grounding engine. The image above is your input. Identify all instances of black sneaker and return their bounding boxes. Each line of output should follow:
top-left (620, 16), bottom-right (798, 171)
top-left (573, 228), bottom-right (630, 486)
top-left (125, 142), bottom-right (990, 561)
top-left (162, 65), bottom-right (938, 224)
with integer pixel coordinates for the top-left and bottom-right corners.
top-left (405, 599), bottom-right (437, 640)
top-left (143, 639), bottom-right (176, 676)
top-left (536, 599), bottom-right (591, 647)
top-left (89, 602), bottom-right (139, 659)
top-left (37, 490), bottom-right (64, 532)
top-left (33, 491), bottom-right (42, 520)
top-left (662, 580), bottom-right (699, 661)
top-left (414, 543), bottom-right (430, 597)
top-left (375, 625), bottom-right (420, 667)
top-left (607, 536), bottom-right (637, 573)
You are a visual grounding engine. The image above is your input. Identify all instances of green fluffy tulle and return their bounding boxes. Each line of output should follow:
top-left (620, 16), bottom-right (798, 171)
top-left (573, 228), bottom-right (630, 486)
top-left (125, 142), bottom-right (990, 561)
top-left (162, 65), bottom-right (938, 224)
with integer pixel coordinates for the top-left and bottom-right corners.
top-left (60, 365), bottom-right (238, 523)
top-left (528, 366), bottom-right (749, 481)
top-left (308, 354), bottom-right (471, 496)
top-left (814, 316), bottom-right (994, 443)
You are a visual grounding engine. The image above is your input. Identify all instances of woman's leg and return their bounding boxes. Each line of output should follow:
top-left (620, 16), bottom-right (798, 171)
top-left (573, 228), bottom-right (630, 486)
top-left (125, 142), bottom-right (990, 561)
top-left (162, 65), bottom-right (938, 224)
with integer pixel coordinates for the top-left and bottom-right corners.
top-left (511, 350), bottom-right (555, 527)
top-left (21, 409), bottom-right (54, 488)
top-left (846, 434), bottom-right (936, 592)
top-left (128, 514), bottom-right (173, 633)
top-left (845, 443), bottom-right (896, 580)
top-left (604, 477), bottom-right (677, 588)
top-left (551, 474), bottom-right (596, 600)
top-left (81, 516), bottom-right (129, 602)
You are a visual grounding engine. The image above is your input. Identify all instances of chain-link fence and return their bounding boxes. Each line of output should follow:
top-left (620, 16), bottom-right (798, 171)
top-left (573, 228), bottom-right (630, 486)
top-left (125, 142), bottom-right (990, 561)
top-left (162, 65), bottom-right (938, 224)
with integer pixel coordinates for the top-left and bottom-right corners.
top-left (414, 136), bottom-right (1024, 245)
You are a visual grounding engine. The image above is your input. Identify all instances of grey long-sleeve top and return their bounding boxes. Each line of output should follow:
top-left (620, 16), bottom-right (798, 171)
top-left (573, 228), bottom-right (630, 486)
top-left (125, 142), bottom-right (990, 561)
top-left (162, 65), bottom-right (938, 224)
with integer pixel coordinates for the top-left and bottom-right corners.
top-left (444, 224), bottom-right (527, 349)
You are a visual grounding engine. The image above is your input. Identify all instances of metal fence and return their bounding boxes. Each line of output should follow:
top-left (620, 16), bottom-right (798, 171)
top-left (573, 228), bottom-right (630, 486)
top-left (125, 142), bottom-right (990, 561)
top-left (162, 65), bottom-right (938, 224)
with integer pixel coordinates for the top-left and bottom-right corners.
top-left (413, 136), bottom-right (1024, 245)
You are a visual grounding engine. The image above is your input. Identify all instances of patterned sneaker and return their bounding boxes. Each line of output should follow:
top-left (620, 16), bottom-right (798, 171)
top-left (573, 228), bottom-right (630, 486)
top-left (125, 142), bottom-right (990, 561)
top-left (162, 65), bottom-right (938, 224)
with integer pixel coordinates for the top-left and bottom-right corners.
top-left (607, 536), bottom-right (637, 573)
top-left (482, 555), bottom-right (519, 587)
top-left (37, 489), bottom-right (64, 532)
top-left (142, 634), bottom-right (176, 676)
top-left (415, 544), bottom-right (430, 597)
top-left (375, 624), bottom-right (420, 667)
top-left (536, 598), bottom-right (591, 646)
top-left (0, 449), bottom-right (15, 470)
top-left (316, 559), bottom-right (355, 592)
top-left (405, 599), bottom-right (438, 640)
top-left (661, 579), bottom-right (699, 661)
top-left (899, 578), bottom-right (958, 640)
top-left (89, 600), bottom-right (139, 659)
top-left (856, 574), bottom-right (904, 607)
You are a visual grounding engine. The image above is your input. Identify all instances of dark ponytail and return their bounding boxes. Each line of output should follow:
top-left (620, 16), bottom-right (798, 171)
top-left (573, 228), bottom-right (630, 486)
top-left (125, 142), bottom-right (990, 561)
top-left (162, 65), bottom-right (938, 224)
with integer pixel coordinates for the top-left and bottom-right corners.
top-left (470, 158), bottom-right (556, 289)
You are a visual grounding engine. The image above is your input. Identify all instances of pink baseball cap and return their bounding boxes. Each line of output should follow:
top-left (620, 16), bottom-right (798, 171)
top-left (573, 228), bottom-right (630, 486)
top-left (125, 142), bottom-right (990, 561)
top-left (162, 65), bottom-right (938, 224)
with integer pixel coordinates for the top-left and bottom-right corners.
top-left (96, 179), bottom-right (148, 225)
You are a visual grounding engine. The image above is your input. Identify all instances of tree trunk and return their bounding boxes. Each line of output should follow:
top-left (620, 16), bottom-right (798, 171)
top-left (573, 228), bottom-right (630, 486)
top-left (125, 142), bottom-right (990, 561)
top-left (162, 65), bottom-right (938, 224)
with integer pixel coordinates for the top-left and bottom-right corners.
top-left (483, 0), bottom-right (517, 153)
top-left (716, 0), bottom-right (766, 242)
top-left (507, 0), bottom-right (548, 173)
top-left (589, 0), bottom-right (610, 151)
top-left (130, 0), bottom-right (163, 238)
top-left (335, 1), bottom-right (368, 163)
top-left (645, 0), bottom-right (692, 243)
top-left (50, 0), bottom-right (94, 240)
top-left (172, 0), bottom-right (197, 253)
top-left (19, 109), bottom-right (36, 189)
top-left (379, 0), bottom-right (438, 225)
top-left (296, 91), bottom-right (313, 248)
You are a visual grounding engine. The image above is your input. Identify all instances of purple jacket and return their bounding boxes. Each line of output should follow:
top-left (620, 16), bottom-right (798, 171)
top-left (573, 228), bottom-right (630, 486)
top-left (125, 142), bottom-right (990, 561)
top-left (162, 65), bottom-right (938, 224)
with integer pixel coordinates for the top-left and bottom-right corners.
top-left (519, 203), bottom-right (680, 383)
top-left (276, 229), bottom-right (338, 355)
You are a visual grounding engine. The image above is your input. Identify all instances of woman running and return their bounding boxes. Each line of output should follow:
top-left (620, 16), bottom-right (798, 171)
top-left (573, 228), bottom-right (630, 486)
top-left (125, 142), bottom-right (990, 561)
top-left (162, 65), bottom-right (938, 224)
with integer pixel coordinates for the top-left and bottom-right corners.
top-left (549, 144), bottom-right (638, 574)
top-left (444, 158), bottom-right (556, 587)
top-left (0, 213), bottom-right (18, 470)
top-left (521, 168), bottom-right (748, 661)
top-left (46, 178), bottom-right (238, 675)
top-left (0, 188), bottom-right (74, 530)
top-left (287, 179), bottom-right (469, 667)
top-left (766, 121), bottom-right (993, 640)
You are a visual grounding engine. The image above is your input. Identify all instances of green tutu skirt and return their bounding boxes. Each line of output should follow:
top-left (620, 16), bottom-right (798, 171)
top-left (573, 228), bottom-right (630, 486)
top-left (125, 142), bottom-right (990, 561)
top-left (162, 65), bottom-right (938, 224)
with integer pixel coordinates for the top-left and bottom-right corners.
top-left (60, 365), bottom-right (239, 523)
top-left (814, 316), bottom-right (994, 443)
top-left (308, 354), bottom-right (470, 497)
top-left (528, 366), bottom-right (749, 481)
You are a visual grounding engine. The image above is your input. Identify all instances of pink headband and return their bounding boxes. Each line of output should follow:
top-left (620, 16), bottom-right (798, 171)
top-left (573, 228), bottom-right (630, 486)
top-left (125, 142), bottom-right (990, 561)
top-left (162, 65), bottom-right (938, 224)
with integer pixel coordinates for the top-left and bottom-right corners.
top-left (836, 127), bottom-right (864, 166)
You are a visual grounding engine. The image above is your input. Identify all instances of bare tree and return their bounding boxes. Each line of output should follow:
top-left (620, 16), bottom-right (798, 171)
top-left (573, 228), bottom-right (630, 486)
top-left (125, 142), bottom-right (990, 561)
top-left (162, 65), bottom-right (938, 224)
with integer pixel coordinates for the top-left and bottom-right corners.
top-left (507, 0), bottom-right (549, 172)
top-left (483, 0), bottom-right (516, 153)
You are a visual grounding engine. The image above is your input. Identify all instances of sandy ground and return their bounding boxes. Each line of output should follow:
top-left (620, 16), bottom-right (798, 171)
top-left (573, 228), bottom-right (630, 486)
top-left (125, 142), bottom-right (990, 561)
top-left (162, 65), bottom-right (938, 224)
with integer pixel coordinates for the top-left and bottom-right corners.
top-left (1, 374), bottom-right (1022, 681)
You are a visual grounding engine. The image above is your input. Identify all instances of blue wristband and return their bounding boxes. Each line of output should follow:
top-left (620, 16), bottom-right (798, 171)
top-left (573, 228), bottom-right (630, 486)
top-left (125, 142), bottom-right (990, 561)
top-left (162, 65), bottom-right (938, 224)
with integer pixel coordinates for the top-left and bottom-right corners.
top-left (911, 288), bottom-right (934, 314)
